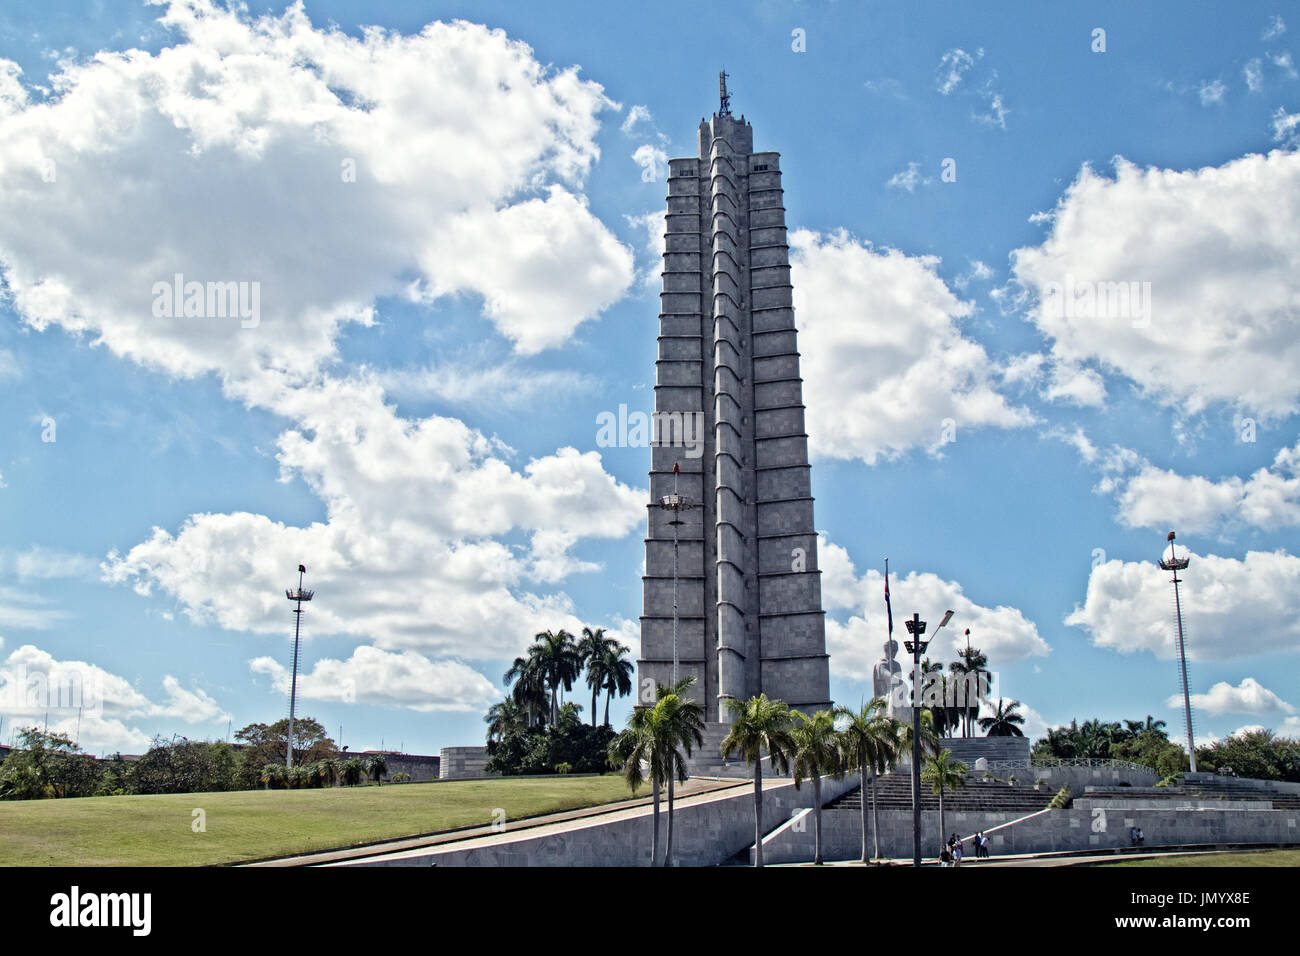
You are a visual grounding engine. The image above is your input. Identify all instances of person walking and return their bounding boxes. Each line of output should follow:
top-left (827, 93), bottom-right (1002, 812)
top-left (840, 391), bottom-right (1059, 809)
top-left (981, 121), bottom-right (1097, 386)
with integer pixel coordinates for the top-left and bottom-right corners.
top-left (952, 838), bottom-right (963, 867)
top-left (939, 845), bottom-right (952, 867)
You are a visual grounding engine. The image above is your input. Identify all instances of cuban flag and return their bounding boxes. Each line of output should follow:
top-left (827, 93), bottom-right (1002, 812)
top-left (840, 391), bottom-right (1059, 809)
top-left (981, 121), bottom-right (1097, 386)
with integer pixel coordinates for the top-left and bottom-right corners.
top-left (884, 559), bottom-right (894, 636)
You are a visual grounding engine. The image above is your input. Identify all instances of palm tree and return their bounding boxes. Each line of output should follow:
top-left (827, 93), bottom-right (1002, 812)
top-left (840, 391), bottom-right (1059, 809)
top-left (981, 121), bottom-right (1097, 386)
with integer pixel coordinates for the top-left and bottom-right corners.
top-left (577, 627), bottom-right (606, 727)
top-left (532, 629), bottom-right (582, 725)
top-left (364, 752), bottom-right (388, 785)
top-left (916, 658), bottom-right (952, 737)
top-left (658, 677), bottom-right (704, 867)
top-left (922, 748), bottom-right (969, 849)
top-left (503, 653), bottom-right (549, 727)
top-left (980, 698), bottom-right (1026, 737)
top-left (340, 757), bottom-right (363, 786)
top-left (950, 646), bottom-right (989, 737)
top-left (1036, 719), bottom-right (1082, 759)
top-left (580, 629), bottom-right (633, 727)
top-left (597, 644), bottom-right (634, 727)
top-left (899, 707), bottom-right (941, 760)
top-left (485, 698), bottom-right (529, 743)
top-left (720, 694), bottom-right (795, 868)
top-left (609, 703), bottom-right (667, 866)
top-left (311, 757), bottom-right (337, 788)
top-left (836, 698), bottom-right (900, 863)
top-left (1124, 714), bottom-right (1168, 737)
top-left (789, 709), bottom-right (843, 865)
top-left (260, 762), bottom-right (287, 790)
top-left (1076, 718), bottom-right (1115, 757)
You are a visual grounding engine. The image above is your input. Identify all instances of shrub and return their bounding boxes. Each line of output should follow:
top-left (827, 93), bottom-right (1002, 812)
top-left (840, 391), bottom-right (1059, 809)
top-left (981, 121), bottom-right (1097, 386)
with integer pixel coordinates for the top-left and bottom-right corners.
top-left (485, 709), bottom-right (617, 776)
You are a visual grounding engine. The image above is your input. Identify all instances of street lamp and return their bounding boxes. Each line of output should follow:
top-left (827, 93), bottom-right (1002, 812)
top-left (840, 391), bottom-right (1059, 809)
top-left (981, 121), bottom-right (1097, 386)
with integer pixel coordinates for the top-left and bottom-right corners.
top-left (660, 462), bottom-right (694, 688)
top-left (904, 608), bottom-right (953, 866)
top-left (1158, 531), bottom-right (1196, 773)
top-left (285, 564), bottom-right (314, 769)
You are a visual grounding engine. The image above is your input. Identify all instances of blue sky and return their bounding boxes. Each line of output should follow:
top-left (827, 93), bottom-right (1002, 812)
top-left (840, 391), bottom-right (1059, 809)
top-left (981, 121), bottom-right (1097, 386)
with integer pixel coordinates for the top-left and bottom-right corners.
top-left (1, 0), bottom-right (1298, 756)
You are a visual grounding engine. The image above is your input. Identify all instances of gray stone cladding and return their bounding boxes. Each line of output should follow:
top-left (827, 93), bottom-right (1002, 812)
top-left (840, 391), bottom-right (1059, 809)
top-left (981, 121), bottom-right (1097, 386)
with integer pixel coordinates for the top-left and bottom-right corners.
top-left (639, 110), bottom-right (831, 726)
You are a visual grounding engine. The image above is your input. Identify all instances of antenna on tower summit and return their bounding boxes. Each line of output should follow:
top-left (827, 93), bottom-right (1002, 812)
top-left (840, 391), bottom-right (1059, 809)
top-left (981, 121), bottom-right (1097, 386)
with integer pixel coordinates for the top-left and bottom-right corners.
top-left (719, 70), bottom-right (731, 116)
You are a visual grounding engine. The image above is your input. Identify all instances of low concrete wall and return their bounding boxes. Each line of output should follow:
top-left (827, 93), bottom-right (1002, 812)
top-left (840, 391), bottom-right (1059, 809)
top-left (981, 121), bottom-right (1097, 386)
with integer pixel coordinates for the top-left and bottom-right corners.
top-left (339, 772), bottom-right (860, 867)
top-left (1075, 798), bottom-right (1270, 811)
top-left (380, 753), bottom-right (440, 783)
top-left (439, 746), bottom-right (499, 780)
top-left (1183, 772), bottom-right (1300, 795)
top-left (758, 804), bottom-right (1300, 862)
top-left (1029, 764), bottom-right (1161, 790)
top-left (934, 737), bottom-right (1030, 765)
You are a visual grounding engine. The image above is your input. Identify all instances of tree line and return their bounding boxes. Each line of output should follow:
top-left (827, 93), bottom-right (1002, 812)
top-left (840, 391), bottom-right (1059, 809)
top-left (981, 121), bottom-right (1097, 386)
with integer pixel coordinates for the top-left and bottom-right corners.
top-left (1033, 715), bottom-right (1300, 783)
top-left (0, 717), bottom-right (394, 800)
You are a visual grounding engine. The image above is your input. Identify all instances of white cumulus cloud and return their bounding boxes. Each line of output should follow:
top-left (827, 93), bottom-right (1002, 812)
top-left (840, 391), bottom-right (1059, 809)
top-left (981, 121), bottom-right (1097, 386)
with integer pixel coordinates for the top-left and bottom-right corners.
top-left (792, 229), bottom-right (1033, 465)
top-left (1011, 150), bottom-right (1300, 418)
top-left (250, 645), bottom-right (499, 713)
top-left (1067, 548), bottom-right (1300, 661)
top-left (0, 1), bottom-right (633, 381)
top-left (1177, 677), bottom-right (1296, 716)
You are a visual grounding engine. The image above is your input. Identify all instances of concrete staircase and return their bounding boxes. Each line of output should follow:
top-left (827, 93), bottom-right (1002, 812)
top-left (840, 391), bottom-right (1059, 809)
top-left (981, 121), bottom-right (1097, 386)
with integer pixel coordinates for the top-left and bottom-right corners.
top-left (685, 721), bottom-right (798, 779)
top-left (685, 722), bottom-right (751, 778)
top-left (826, 771), bottom-right (1055, 813)
top-left (1177, 773), bottom-right (1300, 809)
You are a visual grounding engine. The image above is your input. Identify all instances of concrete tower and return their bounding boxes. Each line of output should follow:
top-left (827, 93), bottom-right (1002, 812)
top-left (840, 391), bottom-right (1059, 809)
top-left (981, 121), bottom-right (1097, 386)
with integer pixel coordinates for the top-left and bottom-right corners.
top-left (638, 83), bottom-right (831, 731)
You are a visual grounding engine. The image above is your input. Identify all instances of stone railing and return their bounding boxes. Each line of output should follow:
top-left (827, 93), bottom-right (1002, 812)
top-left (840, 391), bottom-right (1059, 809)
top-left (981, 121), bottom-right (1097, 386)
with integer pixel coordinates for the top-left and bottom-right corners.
top-left (978, 757), bottom-right (1156, 774)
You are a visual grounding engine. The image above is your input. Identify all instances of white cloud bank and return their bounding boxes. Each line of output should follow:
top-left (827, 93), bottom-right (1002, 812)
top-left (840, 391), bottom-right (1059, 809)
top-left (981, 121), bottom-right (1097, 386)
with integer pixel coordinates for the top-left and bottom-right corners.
top-left (250, 645), bottom-right (499, 713)
top-left (0, 0), bottom-right (633, 377)
top-left (1011, 150), bottom-right (1300, 419)
top-left (0, 1), bottom-right (645, 705)
top-left (1067, 548), bottom-right (1300, 662)
top-left (1176, 677), bottom-right (1296, 717)
top-left (792, 230), bottom-right (1033, 465)
top-left (0, 641), bottom-right (229, 752)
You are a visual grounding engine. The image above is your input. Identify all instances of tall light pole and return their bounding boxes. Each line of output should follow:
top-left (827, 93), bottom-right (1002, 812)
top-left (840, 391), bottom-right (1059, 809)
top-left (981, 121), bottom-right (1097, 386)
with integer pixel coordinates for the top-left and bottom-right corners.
top-left (285, 564), bottom-right (314, 769)
top-left (1158, 531), bottom-right (1196, 772)
top-left (904, 608), bottom-right (954, 866)
top-left (660, 462), bottom-right (693, 688)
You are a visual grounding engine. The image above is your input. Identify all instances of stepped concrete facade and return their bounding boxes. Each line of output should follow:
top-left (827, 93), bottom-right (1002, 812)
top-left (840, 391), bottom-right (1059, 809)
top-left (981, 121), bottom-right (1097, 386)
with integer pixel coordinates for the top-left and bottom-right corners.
top-left (638, 101), bottom-right (831, 728)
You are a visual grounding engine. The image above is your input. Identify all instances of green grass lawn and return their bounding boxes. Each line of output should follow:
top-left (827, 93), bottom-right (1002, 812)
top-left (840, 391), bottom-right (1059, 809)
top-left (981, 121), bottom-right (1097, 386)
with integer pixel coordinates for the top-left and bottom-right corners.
top-left (0, 776), bottom-right (637, 866)
top-left (1105, 848), bottom-right (1300, 867)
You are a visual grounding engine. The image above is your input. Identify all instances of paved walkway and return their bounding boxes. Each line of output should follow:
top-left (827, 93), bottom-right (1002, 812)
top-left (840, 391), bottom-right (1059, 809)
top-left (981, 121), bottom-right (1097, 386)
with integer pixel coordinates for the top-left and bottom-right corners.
top-left (766, 848), bottom-right (1250, 868)
top-left (243, 777), bottom-right (748, 867)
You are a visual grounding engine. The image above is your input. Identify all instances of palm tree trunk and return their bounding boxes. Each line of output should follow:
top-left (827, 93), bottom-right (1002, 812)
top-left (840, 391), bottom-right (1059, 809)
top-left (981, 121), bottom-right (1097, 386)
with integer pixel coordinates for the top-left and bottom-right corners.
top-left (604, 690), bottom-right (611, 727)
top-left (591, 687), bottom-right (598, 727)
top-left (813, 773), bottom-right (823, 865)
top-left (938, 788), bottom-right (945, 854)
top-left (871, 769), bottom-right (881, 861)
top-left (651, 777), bottom-right (661, 867)
top-left (665, 774), bottom-right (675, 867)
top-left (753, 761), bottom-right (764, 868)
top-left (859, 760), bottom-right (869, 864)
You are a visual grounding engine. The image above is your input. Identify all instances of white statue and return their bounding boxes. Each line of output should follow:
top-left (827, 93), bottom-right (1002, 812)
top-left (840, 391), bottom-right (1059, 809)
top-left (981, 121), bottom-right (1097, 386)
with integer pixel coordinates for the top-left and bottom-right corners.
top-left (872, 639), bottom-right (908, 718)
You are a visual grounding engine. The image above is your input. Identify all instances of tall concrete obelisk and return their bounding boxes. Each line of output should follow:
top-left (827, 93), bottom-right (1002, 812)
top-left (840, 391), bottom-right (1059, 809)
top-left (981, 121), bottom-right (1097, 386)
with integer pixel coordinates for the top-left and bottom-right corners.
top-left (638, 78), bottom-right (831, 728)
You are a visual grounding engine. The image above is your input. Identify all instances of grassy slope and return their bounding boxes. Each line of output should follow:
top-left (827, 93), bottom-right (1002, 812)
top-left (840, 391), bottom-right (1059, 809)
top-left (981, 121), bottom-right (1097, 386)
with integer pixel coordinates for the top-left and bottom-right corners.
top-left (0, 777), bottom-right (636, 866)
top-left (1104, 849), bottom-right (1300, 867)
